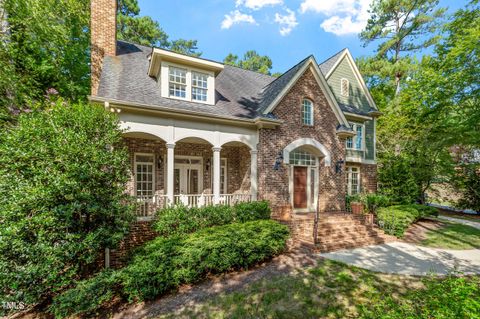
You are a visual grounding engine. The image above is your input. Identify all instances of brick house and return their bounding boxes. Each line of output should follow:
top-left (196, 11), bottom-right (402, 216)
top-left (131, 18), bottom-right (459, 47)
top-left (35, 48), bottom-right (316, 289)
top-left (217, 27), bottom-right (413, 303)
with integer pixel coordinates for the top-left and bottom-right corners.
top-left (90, 0), bottom-right (381, 234)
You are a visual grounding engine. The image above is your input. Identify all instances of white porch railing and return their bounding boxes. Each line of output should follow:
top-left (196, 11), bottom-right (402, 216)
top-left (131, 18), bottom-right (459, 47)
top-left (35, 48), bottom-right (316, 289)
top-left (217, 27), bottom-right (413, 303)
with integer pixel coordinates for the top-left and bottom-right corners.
top-left (136, 193), bottom-right (253, 217)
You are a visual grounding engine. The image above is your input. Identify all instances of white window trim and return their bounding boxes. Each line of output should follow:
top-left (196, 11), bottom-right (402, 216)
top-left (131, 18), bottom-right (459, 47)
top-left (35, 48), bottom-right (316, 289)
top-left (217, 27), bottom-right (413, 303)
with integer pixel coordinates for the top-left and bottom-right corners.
top-left (346, 166), bottom-right (361, 195)
top-left (160, 61), bottom-right (215, 105)
top-left (346, 122), bottom-right (365, 151)
top-left (134, 152), bottom-right (155, 198)
top-left (301, 99), bottom-right (314, 126)
top-left (341, 78), bottom-right (350, 97)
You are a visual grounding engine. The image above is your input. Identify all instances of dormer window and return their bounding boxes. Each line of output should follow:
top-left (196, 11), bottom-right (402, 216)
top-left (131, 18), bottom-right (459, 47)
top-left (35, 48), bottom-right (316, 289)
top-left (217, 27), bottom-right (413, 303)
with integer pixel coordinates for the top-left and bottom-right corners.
top-left (150, 48), bottom-right (223, 106)
top-left (169, 67), bottom-right (187, 98)
top-left (192, 72), bottom-right (208, 102)
top-left (341, 78), bottom-right (349, 97)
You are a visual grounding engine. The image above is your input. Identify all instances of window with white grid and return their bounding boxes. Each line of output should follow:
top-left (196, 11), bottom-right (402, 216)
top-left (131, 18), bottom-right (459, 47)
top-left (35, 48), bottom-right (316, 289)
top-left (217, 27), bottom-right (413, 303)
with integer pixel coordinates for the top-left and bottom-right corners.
top-left (192, 72), bottom-right (208, 102)
top-left (289, 149), bottom-right (316, 166)
top-left (169, 67), bottom-right (187, 98)
top-left (346, 166), bottom-right (360, 195)
top-left (135, 154), bottom-right (155, 198)
top-left (301, 99), bottom-right (313, 126)
top-left (341, 78), bottom-right (349, 97)
top-left (346, 123), bottom-right (364, 150)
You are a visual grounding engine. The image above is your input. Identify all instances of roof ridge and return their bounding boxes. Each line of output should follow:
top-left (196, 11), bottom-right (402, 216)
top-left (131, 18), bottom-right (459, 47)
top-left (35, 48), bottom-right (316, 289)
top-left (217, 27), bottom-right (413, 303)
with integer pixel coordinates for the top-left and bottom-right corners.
top-left (260, 55), bottom-right (313, 91)
top-left (319, 48), bottom-right (347, 66)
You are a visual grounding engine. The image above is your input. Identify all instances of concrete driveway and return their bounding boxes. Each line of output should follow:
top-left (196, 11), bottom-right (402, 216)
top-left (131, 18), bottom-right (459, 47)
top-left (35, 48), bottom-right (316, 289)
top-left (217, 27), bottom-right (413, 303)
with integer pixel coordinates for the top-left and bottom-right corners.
top-left (320, 242), bottom-right (480, 276)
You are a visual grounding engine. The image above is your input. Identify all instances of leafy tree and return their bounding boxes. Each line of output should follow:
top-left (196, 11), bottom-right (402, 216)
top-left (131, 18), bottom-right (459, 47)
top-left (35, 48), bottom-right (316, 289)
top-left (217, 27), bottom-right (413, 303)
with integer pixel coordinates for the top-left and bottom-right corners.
top-left (0, 101), bottom-right (133, 307)
top-left (360, 0), bottom-right (446, 95)
top-left (224, 50), bottom-right (273, 75)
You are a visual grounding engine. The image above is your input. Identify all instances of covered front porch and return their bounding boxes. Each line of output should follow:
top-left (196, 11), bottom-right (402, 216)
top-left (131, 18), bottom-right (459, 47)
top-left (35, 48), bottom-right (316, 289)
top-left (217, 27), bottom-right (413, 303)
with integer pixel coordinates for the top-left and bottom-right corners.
top-left (124, 133), bottom-right (258, 217)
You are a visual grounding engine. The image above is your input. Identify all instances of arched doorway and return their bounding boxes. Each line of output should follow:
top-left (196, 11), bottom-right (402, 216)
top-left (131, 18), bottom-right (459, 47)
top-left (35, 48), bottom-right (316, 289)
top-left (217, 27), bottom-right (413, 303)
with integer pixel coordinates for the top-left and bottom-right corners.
top-left (283, 138), bottom-right (331, 212)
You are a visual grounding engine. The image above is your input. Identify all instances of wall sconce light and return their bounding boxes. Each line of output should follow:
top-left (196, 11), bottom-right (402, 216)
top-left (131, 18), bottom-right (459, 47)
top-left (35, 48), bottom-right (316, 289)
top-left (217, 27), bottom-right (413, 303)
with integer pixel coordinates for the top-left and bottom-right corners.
top-left (206, 158), bottom-right (211, 171)
top-left (157, 155), bottom-right (163, 169)
top-left (273, 151), bottom-right (284, 170)
top-left (335, 159), bottom-right (345, 174)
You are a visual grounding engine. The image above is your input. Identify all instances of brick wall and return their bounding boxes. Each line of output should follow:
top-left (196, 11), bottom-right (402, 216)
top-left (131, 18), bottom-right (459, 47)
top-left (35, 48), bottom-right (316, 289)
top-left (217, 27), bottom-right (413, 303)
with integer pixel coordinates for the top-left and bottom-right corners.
top-left (108, 221), bottom-right (157, 268)
top-left (257, 68), bottom-right (347, 215)
top-left (361, 163), bottom-right (378, 193)
top-left (91, 0), bottom-right (117, 96)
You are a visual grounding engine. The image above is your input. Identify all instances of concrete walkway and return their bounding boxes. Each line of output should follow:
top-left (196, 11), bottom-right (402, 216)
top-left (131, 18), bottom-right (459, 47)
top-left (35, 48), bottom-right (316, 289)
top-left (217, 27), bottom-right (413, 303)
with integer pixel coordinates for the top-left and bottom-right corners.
top-left (437, 215), bottom-right (480, 230)
top-left (320, 242), bottom-right (480, 276)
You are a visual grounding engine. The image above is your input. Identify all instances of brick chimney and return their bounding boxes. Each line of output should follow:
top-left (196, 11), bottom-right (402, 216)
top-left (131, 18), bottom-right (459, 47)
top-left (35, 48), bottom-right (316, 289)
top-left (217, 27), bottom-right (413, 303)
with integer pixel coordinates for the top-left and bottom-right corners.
top-left (91, 0), bottom-right (117, 96)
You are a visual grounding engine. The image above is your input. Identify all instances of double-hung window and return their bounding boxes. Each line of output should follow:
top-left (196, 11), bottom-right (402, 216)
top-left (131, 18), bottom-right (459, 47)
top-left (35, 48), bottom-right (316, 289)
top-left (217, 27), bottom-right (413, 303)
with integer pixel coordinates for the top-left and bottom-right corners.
top-left (346, 166), bottom-right (360, 195)
top-left (192, 72), bottom-right (208, 102)
top-left (346, 123), bottom-right (364, 150)
top-left (169, 67), bottom-right (187, 98)
top-left (302, 99), bottom-right (313, 126)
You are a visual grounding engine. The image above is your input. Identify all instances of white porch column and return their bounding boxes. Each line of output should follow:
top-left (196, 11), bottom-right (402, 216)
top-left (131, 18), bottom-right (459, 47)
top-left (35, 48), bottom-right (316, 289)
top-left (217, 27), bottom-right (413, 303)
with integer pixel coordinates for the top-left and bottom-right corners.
top-left (212, 146), bottom-right (222, 204)
top-left (250, 150), bottom-right (258, 201)
top-left (166, 143), bottom-right (175, 205)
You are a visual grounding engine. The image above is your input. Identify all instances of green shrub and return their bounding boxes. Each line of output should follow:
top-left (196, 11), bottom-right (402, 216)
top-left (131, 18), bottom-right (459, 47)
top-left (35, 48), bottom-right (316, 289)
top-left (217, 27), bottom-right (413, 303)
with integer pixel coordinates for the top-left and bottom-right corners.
top-left (376, 204), bottom-right (438, 237)
top-left (154, 200), bottom-right (271, 237)
top-left (49, 270), bottom-right (122, 318)
top-left (50, 220), bottom-right (289, 317)
top-left (346, 193), bottom-right (391, 214)
top-left (0, 102), bottom-right (133, 307)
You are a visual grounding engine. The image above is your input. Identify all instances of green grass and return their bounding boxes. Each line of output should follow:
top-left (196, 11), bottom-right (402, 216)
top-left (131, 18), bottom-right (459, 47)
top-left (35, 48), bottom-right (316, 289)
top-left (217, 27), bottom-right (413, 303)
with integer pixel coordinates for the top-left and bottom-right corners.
top-left (156, 260), bottom-right (480, 319)
top-left (439, 213), bottom-right (480, 222)
top-left (422, 222), bottom-right (480, 250)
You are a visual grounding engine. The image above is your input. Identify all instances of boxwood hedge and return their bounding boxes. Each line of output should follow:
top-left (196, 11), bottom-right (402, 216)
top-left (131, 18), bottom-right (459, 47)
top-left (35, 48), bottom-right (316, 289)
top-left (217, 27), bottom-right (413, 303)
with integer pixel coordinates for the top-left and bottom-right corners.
top-left (376, 204), bottom-right (438, 237)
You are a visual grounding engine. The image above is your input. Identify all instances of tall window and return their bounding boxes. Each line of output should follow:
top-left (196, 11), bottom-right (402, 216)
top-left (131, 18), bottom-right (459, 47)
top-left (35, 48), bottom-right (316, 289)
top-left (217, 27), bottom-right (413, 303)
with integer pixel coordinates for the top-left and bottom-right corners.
top-left (192, 72), bottom-right (208, 101)
top-left (346, 166), bottom-right (360, 195)
top-left (302, 99), bottom-right (313, 126)
top-left (341, 78), bottom-right (349, 97)
top-left (135, 154), bottom-right (155, 198)
top-left (169, 67), bottom-right (187, 98)
top-left (346, 123), bottom-right (364, 150)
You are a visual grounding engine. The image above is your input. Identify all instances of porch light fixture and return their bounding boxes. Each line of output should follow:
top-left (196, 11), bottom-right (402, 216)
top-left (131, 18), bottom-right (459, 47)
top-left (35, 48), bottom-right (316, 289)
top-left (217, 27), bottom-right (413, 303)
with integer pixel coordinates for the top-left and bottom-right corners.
top-left (157, 155), bottom-right (163, 169)
top-left (335, 159), bottom-right (345, 174)
top-left (205, 158), bottom-right (211, 171)
top-left (273, 151), bottom-right (284, 170)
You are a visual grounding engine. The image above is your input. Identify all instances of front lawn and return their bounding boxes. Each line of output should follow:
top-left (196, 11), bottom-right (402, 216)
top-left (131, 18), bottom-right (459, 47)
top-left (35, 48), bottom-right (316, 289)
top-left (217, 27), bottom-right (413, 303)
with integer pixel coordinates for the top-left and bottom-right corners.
top-left (156, 260), bottom-right (480, 319)
top-left (421, 222), bottom-right (480, 250)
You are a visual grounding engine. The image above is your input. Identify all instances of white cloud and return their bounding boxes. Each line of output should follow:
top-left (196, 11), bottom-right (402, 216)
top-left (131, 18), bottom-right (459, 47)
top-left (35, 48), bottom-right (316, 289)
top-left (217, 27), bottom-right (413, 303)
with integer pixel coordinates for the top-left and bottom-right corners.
top-left (299, 0), bottom-right (372, 36)
top-left (235, 0), bottom-right (283, 10)
top-left (274, 9), bottom-right (298, 36)
top-left (221, 10), bottom-right (257, 29)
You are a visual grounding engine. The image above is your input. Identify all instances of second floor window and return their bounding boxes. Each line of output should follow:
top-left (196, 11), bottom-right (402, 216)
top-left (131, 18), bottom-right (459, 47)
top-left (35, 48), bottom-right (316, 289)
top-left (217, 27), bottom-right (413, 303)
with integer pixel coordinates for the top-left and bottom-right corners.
top-left (169, 67), bottom-right (187, 98)
top-left (192, 72), bottom-right (208, 102)
top-left (346, 123), bottom-right (364, 150)
top-left (302, 99), bottom-right (313, 126)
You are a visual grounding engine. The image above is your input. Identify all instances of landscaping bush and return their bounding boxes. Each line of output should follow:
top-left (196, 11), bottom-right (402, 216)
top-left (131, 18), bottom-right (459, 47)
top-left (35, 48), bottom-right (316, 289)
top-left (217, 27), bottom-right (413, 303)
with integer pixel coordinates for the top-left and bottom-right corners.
top-left (154, 200), bottom-right (271, 237)
top-left (376, 204), bottom-right (438, 237)
top-left (346, 193), bottom-right (392, 213)
top-left (50, 220), bottom-right (289, 317)
top-left (0, 102), bottom-right (133, 308)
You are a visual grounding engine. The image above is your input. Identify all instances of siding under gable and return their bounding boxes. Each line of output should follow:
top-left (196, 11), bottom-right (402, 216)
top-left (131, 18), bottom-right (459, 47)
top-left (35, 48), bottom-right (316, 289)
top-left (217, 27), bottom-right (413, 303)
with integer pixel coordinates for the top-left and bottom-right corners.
top-left (326, 57), bottom-right (372, 112)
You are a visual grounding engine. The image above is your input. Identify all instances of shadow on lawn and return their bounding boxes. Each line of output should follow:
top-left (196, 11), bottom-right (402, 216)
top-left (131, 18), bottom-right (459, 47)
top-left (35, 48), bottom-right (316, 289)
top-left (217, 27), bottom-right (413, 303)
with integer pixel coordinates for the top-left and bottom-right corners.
top-left (108, 249), bottom-right (417, 319)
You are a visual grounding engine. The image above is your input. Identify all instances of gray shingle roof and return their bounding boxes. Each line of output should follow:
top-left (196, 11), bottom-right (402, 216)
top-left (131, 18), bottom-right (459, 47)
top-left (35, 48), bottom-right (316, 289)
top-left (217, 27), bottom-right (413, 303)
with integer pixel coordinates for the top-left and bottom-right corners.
top-left (97, 41), bottom-right (276, 120)
top-left (318, 49), bottom-right (346, 76)
top-left (338, 103), bottom-right (375, 117)
top-left (96, 42), bottom-right (369, 121)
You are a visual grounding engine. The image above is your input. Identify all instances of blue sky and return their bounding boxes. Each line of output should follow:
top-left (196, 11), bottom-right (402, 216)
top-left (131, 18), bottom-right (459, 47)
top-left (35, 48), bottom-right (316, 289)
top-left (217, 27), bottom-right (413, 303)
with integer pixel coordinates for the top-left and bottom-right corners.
top-left (138, 0), bottom-right (468, 74)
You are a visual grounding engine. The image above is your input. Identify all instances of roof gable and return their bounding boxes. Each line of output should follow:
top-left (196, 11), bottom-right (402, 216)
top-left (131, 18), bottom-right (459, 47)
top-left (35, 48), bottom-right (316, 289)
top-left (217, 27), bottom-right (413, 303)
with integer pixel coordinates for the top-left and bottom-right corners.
top-left (322, 49), bottom-right (377, 111)
top-left (260, 56), bottom-right (349, 127)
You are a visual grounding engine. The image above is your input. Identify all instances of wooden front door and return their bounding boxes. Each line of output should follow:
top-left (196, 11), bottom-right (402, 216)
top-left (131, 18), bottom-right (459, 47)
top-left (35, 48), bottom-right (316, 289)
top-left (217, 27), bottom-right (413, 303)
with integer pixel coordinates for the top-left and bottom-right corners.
top-left (293, 166), bottom-right (308, 208)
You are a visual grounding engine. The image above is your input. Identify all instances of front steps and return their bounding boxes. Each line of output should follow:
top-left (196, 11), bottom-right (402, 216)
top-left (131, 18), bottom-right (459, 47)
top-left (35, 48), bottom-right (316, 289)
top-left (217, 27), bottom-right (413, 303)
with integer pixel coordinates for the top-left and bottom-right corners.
top-left (283, 212), bottom-right (396, 252)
